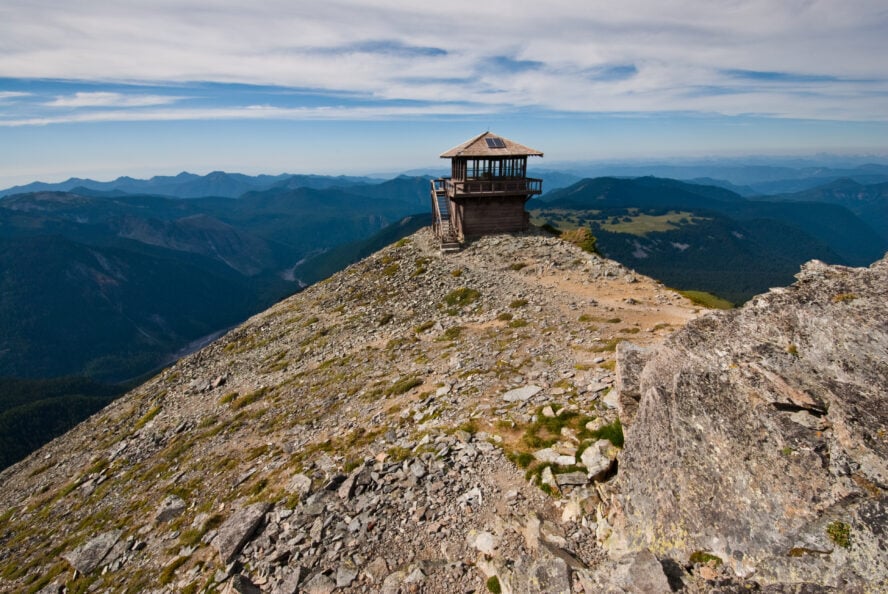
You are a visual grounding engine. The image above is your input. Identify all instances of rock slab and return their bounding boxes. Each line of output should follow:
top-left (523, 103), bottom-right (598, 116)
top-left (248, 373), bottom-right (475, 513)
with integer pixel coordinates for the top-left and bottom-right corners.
top-left (615, 257), bottom-right (888, 589)
top-left (212, 502), bottom-right (272, 564)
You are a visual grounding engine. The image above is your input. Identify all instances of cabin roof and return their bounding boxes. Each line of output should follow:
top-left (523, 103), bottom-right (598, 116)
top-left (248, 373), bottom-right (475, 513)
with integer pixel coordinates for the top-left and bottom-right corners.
top-left (440, 131), bottom-right (543, 158)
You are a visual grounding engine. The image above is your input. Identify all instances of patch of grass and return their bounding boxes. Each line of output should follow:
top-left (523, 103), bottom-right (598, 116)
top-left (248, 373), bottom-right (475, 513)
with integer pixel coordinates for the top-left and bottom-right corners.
top-left (378, 313), bottom-right (394, 326)
top-left (219, 391), bottom-right (238, 405)
top-left (458, 420), bottom-right (479, 434)
top-left (134, 405), bottom-right (161, 430)
top-left (443, 287), bottom-right (481, 308)
top-left (786, 344), bottom-right (799, 357)
top-left (231, 387), bottom-right (270, 410)
top-left (387, 446), bottom-right (412, 462)
top-left (450, 269), bottom-right (463, 277)
top-left (159, 556), bottom-right (189, 585)
top-left (832, 293), bottom-right (857, 303)
top-left (496, 312), bottom-right (514, 321)
top-left (508, 262), bottom-right (528, 271)
top-left (508, 319), bottom-right (528, 328)
top-left (394, 237), bottom-right (411, 248)
top-left (386, 376), bottom-right (422, 396)
top-left (508, 451), bottom-right (534, 468)
top-left (826, 521), bottom-right (851, 549)
top-left (437, 326), bottom-right (464, 342)
top-left (591, 338), bottom-right (624, 353)
top-left (382, 263), bottom-right (399, 276)
top-left (509, 299), bottom-right (528, 308)
top-left (486, 575), bottom-right (502, 593)
top-left (678, 290), bottom-right (733, 310)
top-left (414, 320), bottom-right (435, 333)
top-left (689, 551), bottom-right (723, 566)
top-left (600, 359), bottom-right (616, 371)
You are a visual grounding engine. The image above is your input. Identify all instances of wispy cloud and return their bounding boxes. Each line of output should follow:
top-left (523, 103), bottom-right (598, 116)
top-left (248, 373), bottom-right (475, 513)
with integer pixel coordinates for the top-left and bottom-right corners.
top-left (0, 1), bottom-right (886, 123)
top-left (0, 91), bottom-right (30, 101)
top-left (45, 92), bottom-right (185, 108)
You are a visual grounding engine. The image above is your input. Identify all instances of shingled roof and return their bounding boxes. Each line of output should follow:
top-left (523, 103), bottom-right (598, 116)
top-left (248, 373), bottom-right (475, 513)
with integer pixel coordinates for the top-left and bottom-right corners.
top-left (440, 131), bottom-right (544, 158)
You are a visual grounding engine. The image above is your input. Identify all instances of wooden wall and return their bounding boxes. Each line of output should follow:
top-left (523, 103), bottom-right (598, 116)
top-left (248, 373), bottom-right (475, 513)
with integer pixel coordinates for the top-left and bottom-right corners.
top-left (452, 196), bottom-right (529, 238)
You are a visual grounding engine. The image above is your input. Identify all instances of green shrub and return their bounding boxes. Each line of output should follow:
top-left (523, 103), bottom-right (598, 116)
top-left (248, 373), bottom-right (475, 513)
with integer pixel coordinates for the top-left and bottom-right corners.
top-left (582, 418), bottom-right (624, 447)
top-left (443, 287), bottom-right (480, 307)
top-left (560, 227), bottom-right (599, 254)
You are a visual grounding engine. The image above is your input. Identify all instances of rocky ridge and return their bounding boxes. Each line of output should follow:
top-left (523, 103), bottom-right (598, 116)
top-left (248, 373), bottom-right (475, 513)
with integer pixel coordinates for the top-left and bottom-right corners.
top-left (0, 228), bottom-right (700, 593)
top-left (3, 227), bottom-right (883, 594)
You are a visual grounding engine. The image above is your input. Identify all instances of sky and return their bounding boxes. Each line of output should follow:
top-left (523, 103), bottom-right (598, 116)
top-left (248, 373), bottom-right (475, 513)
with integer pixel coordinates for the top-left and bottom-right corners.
top-left (1, 0), bottom-right (887, 188)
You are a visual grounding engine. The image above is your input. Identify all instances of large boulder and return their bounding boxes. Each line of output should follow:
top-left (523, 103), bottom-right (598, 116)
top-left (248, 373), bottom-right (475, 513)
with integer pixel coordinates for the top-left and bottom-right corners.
top-left (613, 257), bottom-right (888, 590)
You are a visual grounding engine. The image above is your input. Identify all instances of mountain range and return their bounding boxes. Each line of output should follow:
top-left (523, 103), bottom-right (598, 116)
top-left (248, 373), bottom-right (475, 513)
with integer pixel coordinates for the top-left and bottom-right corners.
top-left (0, 170), bottom-right (885, 471)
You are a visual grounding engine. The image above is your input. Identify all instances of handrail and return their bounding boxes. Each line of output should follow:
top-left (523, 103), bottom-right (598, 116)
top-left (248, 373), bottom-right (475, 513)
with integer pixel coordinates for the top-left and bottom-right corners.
top-left (437, 177), bottom-right (543, 196)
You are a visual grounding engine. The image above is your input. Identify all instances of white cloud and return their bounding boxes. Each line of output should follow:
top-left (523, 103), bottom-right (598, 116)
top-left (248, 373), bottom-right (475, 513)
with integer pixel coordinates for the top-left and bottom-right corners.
top-left (0, 103), bottom-right (501, 127)
top-left (0, 92), bottom-right (30, 101)
top-left (44, 92), bottom-right (184, 108)
top-left (0, 0), bottom-right (886, 121)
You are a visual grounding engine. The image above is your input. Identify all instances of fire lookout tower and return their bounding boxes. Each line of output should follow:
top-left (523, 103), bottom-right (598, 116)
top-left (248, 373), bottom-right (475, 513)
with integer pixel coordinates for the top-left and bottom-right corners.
top-left (431, 132), bottom-right (543, 249)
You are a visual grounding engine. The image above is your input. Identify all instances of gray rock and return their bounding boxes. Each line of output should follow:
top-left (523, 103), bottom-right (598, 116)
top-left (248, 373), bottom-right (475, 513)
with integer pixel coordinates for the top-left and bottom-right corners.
top-left (336, 559), bottom-right (359, 588)
top-left (616, 256), bottom-right (888, 588)
top-left (286, 473), bottom-right (312, 496)
top-left (154, 494), bottom-right (186, 523)
top-left (503, 385), bottom-right (542, 402)
top-left (540, 466), bottom-right (560, 494)
top-left (302, 572), bottom-right (336, 594)
top-left (225, 574), bottom-right (261, 594)
top-left (580, 439), bottom-right (615, 480)
top-left (508, 555), bottom-right (571, 594)
top-left (554, 471), bottom-right (588, 487)
top-left (363, 556), bottom-right (389, 583)
top-left (62, 530), bottom-right (121, 574)
top-left (467, 530), bottom-right (499, 555)
top-left (577, 549), bottom-right (671, 593)
top-left (381, 570), bottom-right (407, 594)
top-left (533, 448), bottom-right (576, 467)
top-left (211, 502), bottom-right (272, 564)
top-left (271, 566), bottom-right (302, 594)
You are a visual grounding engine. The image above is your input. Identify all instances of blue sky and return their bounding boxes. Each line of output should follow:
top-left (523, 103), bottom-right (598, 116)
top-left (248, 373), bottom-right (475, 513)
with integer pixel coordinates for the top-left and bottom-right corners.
top-left (1, 0), bottom-right (887, 188)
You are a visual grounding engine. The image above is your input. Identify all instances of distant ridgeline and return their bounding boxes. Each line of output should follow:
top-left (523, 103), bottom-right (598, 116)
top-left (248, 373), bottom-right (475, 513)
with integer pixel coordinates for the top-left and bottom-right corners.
top-left (530, 176), bottom-right (887, 304)
top-left (0, 170), bottom-right (884, 470)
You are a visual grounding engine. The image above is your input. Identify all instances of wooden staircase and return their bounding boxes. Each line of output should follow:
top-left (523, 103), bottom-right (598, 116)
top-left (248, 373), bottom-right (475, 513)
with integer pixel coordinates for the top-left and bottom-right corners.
top-left (431, 181), bottom-right (460, 253)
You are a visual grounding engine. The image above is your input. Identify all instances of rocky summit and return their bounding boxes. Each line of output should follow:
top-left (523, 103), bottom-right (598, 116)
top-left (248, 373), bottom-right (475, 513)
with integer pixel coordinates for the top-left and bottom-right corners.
top-left (606, 255), bottom-right (888, 593)
top-left (0, 227), bottom-right (884, 594)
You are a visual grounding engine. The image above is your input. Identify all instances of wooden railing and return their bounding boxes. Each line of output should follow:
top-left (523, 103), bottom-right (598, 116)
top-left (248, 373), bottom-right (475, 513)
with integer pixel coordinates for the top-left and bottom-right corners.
top-left (441, 177), bottom-right (542, 197)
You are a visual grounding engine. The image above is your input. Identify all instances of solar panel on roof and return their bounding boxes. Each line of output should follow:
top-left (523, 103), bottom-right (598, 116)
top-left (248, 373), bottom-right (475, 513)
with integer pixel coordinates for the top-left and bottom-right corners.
top-left (485, 137), bottom-right (506, 148)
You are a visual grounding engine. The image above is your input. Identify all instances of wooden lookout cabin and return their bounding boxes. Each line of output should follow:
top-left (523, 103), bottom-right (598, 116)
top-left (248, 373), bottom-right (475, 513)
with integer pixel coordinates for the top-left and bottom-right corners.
top-left (431, 132), bottom-right (543, 249)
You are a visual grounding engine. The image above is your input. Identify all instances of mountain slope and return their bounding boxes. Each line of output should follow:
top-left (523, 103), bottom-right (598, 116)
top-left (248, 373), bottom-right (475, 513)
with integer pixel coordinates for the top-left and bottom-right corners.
top-left (765, 178), bottom-right (888, 240)
top-left (0, 229), bottom-right (703, 593)
top-left (533, 176), bottom-right (887, 303)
